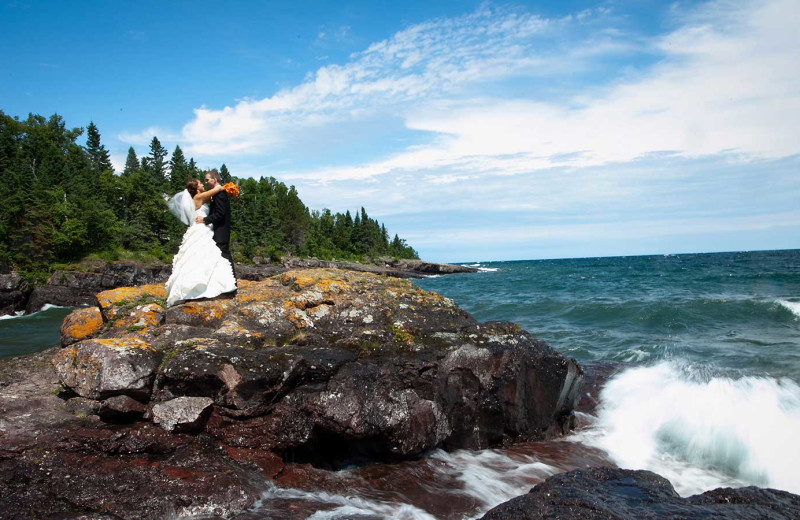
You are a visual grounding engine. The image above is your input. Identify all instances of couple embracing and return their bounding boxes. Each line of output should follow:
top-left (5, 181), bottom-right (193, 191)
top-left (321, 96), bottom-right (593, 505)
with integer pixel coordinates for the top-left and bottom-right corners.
top-left (165, 169), bottom-right (237, 307)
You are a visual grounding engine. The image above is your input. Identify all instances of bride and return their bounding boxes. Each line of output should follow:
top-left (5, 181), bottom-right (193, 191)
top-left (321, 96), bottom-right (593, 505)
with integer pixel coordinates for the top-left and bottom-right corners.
top-left (165, 179), bottom-right (237, 307)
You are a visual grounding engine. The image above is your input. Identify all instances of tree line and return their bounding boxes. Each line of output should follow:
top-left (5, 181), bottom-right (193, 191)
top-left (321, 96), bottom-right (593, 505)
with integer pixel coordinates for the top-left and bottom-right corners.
top-left (0, 111), bottom-right (418, 279)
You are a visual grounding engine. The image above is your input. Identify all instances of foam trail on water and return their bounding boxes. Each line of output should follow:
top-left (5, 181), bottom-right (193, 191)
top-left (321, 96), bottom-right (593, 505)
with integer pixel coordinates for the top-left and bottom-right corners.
top-left (429, 449), bottom-right (556, 510)
top-left (256, 482), bottom-right (438, 520)
top-left (251, 449), bottom-right (558, 519)
top-left (575, 362), bottom-right (800, 496)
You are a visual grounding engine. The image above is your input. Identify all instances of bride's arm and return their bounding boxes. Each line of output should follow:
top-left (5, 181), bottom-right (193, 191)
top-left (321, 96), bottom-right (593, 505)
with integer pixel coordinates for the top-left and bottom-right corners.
top-left (193, 184), bottom-right (224, 204)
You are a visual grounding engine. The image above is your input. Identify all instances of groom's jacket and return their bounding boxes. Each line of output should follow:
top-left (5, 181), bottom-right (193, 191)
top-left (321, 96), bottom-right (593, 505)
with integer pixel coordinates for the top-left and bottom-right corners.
top-left (203, 190), bottom-right (231, 246)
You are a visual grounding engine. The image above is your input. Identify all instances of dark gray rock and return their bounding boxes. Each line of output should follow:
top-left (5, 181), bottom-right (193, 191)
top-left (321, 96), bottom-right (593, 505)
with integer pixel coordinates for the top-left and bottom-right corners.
top-left (0, 272), bottom-right (31, 315)
top-left (479, 467), bottom-right (800, 520)
top-left (98, 394), bottom-right (147, 422)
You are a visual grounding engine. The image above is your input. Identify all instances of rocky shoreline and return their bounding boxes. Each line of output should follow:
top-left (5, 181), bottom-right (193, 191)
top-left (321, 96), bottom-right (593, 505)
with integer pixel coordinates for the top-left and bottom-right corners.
top-left (1, 268), bottom-right (579, 518)
top-left (0, 258), bottom-right (478, 317)
top-left (2, 267), bottom-right (798, 519)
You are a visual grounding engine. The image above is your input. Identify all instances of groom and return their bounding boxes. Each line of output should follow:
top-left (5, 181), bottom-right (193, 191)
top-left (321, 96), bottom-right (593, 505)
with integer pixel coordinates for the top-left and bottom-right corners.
top-left (195, 169), bottom-right (237, 282)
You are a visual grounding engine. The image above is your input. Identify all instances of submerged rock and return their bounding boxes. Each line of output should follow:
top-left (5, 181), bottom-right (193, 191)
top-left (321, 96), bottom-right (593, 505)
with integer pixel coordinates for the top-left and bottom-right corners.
top-left (479, 467), bottom-right (800, 520)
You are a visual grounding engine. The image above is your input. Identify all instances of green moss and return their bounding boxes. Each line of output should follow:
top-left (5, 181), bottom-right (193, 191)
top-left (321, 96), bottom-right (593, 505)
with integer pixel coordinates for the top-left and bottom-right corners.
top-left (389, 324), bottom-right (415, 343)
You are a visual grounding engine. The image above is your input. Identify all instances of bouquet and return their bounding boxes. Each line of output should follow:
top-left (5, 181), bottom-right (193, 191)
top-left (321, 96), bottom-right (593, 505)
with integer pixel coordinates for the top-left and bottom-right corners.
top-left (223, 182), bottom-right (240, 198)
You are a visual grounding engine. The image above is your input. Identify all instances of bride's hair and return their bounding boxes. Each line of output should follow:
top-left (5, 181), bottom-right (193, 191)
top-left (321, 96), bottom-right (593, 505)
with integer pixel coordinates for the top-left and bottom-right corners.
top-left (185, 178), bottom-right (202, 197)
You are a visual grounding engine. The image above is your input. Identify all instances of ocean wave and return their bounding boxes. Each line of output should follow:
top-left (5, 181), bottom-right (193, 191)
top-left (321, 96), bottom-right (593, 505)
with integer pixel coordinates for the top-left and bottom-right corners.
top-left (0, 304), bottom-right (69, 321)
top-left (776, 299), bottom-right (800, 319)
top-left (461, 263), bottom-right (499, 272)
top-left (574, 362), bottom-right (800, 496)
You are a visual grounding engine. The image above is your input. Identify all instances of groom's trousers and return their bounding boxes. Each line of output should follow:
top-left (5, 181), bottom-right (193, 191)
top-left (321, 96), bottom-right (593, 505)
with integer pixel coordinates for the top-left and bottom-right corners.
top-left (216, 241), bottom-right (237, 283)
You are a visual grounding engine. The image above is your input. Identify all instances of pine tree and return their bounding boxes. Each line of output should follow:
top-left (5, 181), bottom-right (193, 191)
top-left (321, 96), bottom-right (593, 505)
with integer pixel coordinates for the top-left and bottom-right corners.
top-left (168, 145), bottom-right (189, 194)
top-left (145, 136), bottom-right (168, 187)
top-left (85, 121), bottom-right (113, 172)
top-left (220, 163), bottom-right (232, 184)
top-left (123, 147), bottom-right (139, 176)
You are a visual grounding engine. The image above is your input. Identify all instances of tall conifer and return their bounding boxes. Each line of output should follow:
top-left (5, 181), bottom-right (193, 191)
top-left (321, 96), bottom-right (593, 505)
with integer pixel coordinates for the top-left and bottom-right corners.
top-left (85, 122), bottom-right (113, 172)
top-left (123, 147), bottom-right (139, 176)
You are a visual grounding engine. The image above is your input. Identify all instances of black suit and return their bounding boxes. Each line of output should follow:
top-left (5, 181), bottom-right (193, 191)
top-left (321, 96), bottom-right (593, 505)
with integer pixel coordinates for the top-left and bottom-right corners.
top-left (203, 190), bottom-right (236, 281)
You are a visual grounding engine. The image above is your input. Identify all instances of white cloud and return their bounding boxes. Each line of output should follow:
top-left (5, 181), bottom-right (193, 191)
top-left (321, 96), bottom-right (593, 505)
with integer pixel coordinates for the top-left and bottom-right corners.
top-left (281, 0), bottom-right (800, 187)
top-left (118, 126), bottom-right (174, 146)
top-left (122, 0), bottom-right (800, 259)
top-left (175, 5), bottom-right (592, 157)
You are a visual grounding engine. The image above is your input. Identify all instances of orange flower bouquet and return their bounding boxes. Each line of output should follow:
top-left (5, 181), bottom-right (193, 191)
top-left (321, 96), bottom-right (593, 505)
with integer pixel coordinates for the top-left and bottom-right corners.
top-left (223, 182), bottom-right (240, 198)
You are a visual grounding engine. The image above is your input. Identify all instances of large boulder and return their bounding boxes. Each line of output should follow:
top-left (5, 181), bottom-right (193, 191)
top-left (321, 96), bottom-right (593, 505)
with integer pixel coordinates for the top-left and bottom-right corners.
top-left (0, 271), bottom-right (31, 315)
top-left (54, 268), bottom-right (582, 461)
top-left (479, 467), bottom-right (800, 520)
top-left (53, 337), bottom-right (163, 400)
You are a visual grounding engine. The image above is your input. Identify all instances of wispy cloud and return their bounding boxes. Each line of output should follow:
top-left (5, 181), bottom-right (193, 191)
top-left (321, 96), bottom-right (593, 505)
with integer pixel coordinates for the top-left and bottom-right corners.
top-left (175, 4), bottom-right (598, 157)
top-left (118, 127), bottom-right (176, 146)
top-left (120, 0), bottom-right (800, 260)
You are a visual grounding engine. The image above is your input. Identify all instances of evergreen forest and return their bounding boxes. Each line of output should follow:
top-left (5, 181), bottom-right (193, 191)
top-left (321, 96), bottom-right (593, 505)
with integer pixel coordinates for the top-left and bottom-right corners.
top-left (0, 111), bottom-right (418, 280)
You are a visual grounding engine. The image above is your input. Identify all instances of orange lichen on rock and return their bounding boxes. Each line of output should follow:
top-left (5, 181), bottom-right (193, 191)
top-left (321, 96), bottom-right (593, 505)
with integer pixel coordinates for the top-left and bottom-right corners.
top-left (111, 303), bottom-right (164, 336)
top-left (171, 299), bottom-right (234, 327)
top-left (61, 307), bottom-right (104, 346)
top-left (93, 336), bottom-right (156, 352)
top-left (214, 319), bottom-right (263, 342)
top-left (97, 284), bottom-right (166, 320)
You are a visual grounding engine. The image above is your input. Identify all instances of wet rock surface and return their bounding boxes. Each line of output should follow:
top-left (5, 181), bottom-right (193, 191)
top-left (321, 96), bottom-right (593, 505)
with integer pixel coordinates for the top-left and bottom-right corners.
top-left (2, 268), bottom-right (580, 518)
top-left (479, 467), bottom-right (800, 520)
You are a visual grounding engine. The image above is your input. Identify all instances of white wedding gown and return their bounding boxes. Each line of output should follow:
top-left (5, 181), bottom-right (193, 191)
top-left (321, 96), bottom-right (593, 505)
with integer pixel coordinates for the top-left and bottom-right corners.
top-left (165, 203), bottom-right (237, 307)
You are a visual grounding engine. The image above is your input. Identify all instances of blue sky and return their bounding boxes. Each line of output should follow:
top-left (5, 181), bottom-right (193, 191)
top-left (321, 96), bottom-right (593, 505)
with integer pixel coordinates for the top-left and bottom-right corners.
top-left (2, 0), bottom-right (799, 262)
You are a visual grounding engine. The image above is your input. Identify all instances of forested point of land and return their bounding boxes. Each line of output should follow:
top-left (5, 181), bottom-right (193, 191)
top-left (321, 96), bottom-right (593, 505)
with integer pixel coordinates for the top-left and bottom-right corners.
top-left (0, 111), bottom-right (418, 281)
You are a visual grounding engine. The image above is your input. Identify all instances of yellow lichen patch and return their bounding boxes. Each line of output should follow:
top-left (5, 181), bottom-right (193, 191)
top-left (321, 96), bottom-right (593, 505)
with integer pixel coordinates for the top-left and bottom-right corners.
top-left (235, 284), bottom-right (286, 305)
top-left (178, 299), bottom-right (235, 326)
top-left (215, 319), bottom-right (263, 341)
top-left (174, 337), bottom-right (221, 350)
top-left (97, 284), bottom-right (166, 309)
top-left (112, 303), bottom-right (163, 335)
top-left (94, 336), bottom-right (156, 352)
top-left (281, 272), bottom-right (318, 290)
top-left (315, 279), bottom-right (350, 295)
top-left (97, 284), bottom-right (167, 320)
top-left (61, 307), bottom-right (104, 345)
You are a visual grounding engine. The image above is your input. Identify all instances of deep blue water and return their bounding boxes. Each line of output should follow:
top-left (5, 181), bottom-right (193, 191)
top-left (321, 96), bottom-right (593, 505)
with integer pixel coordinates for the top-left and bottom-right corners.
top-left (0, 305), bottom-right (73, 358)
top-left (415, 250), bottom-right (800, 381)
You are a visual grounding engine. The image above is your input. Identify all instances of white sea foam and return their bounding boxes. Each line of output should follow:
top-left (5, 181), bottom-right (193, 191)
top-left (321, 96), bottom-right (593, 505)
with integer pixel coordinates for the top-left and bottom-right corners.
top-left (573, 362), bottom-right (800, 496)
top-left (429, 448), bottom-right (556, 509)
top-left (777, 299), bottom-right (800, 319)
top-left (256, 482), bottom-right (438, 520)
top-left (0, 304), bottom-right (70, 321)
